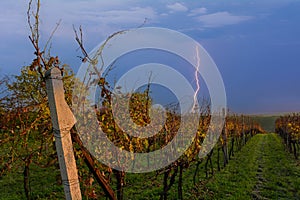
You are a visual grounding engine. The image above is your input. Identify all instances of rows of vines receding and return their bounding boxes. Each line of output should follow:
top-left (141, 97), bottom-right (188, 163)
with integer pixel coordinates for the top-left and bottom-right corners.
top-left (0, 71), bottom-right (264, 199)
top-left (0, 1), bottom-right (265, 199)
top-left (275, 114), bottom-right (300, 159)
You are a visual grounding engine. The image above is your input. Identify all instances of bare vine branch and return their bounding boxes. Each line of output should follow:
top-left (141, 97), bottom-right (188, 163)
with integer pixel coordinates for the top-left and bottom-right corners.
top-left (44, 19), bottom-right (62, 55)
top-left (73, 25), bottom-right (91, 63)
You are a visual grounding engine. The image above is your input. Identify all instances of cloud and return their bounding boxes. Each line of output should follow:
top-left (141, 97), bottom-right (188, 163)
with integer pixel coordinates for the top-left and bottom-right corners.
top-left (166, 2), bottom-right (188, 12)
top-left (58, 6), bottom-right (157, 31)
top-left (196, 12), bottom-right (253, 28)
top-left (80, 7), bottom-right (157, 24)
top-left (188, 7), bottom-right (207, 16)
top-left (38, 2), bottom-right (158, 38)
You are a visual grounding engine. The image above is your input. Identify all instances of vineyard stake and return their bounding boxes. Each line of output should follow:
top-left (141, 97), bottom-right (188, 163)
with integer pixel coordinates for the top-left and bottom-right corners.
top-left (45, 67), bottom-right (82, 200)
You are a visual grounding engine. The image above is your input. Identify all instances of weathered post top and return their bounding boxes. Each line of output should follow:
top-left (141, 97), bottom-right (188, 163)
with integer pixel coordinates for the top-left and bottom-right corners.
top-left (45, 67), bottom-right (76, 131)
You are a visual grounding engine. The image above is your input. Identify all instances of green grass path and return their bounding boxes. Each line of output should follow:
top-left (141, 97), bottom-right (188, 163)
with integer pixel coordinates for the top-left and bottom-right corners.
top-left (1, 134), bottom-right (299, 199)
top-left (201, 133), bottom-right (300, 199)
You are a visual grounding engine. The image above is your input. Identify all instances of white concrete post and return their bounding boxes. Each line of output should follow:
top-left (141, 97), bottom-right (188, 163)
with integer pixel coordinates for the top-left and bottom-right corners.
top-left (45, 67), bottom-right (82, 200)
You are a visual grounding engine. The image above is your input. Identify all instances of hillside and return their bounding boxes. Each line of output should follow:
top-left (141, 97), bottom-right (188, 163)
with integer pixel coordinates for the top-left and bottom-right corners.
top-left (250, 115), bottom-right (279, 132)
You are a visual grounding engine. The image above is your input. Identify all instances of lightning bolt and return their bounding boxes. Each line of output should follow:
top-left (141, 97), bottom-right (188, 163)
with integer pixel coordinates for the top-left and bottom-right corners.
top-left (192, 45), bottom-right (201, 112)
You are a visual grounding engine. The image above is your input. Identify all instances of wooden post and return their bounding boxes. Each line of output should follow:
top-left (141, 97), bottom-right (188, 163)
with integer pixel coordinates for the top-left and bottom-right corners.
top-left (45, 67), bottom-right (82, 200)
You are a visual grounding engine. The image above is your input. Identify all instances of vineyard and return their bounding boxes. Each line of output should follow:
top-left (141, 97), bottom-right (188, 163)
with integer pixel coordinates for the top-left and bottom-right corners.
top-left (1, 1), bottom-right (300, 200)
top-left (276, 114), bottom-right (300, 160)
top-left (1, 64), bottom-right (299, 199)
top-left (1, 93), bottom-right (300, 200)
top-left (0, 64), bottom-right (263, 199)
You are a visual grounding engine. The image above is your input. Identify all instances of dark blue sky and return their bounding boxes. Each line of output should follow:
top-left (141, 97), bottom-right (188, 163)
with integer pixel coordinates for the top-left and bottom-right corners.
top-left (0, 0), bottom-right (300, 114)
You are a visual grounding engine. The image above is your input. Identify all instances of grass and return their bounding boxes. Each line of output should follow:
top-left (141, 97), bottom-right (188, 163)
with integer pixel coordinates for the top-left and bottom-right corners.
top-left (257, 134), bottom-right (300, 199)
top-left (197, 133), bottom-right (300, 199)
top-left (197, 134), bottom-right (262, 199)
top-left (0, 138), bottom-right (238, 199)
top-left (1, 134), bottom-right (299, 199)
top-left (0, 163), bottom-right (64, 200)
top-left (122, 137), bottom-right (252, 199)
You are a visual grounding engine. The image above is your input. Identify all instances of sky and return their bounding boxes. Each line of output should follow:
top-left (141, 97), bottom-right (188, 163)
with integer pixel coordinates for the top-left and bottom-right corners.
top-left (0, 0), bottom-right (300, 114)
